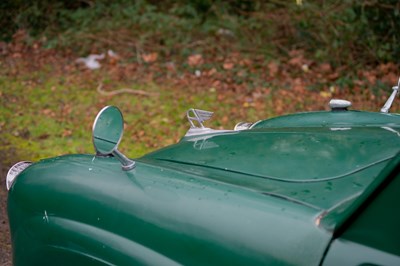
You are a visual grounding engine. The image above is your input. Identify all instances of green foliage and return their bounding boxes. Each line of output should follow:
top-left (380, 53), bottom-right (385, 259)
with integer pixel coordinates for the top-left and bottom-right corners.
top-left (287, 0), bottom-right (400, 65)
top-left (0, 0), bottom-right (90, 40)
top-left (1, 1), bottom-right (399, 64)
top-left (355, 0), bottom-right (400, 62)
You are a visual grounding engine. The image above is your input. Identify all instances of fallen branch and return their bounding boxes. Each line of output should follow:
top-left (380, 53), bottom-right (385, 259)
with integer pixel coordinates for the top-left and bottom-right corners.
top-left (97, 83), bottom-right (159, 97)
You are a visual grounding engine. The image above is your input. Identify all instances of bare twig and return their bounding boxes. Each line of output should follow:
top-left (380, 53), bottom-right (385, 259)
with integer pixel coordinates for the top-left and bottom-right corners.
top-left (97, 83), bottom-right (159, 97)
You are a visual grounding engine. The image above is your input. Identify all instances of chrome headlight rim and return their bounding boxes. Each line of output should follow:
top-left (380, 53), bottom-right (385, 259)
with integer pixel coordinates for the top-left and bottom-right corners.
top-left (6, 161), bottom-right (33, 191)
top-left (234, 121), bottom-right (254, 131)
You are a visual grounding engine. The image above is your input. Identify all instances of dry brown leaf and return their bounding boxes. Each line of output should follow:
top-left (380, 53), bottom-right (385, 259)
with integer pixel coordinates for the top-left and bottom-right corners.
top-left (363, 70), bottom-right (377, 85)
top-left (328, 72), bottom-right (339, 80)
top-left (223, 61), bottom-right (234, 70)
top-left (42, 108), bottom-right (56, 117)
top-left (142, 52), bottom-right (158, 63)
top-left (207, 68), bottom-right (217, 76)
top-left (319, 63), bottom-right (332, 73)
top-left (239, 59), bottom-right (252, 66)
top-left (267, 62), bottom-right (279, 77)
top-left (378, 62), bottom-right (396, 74)
top-left (381, 72), bottom-right (398, 85)
top-left (320, 91), bottom-right (332, 98)
top-left (188, 54), bottom-right (203, 66)
top-left (288, 56), bottom-right (304, 67)
top-left (62, 129), bottom-right (73, 137)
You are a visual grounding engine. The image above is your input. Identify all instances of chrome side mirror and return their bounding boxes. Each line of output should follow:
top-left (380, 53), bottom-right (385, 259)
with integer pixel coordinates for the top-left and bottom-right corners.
top-left (92, 106), bottom-right (135, 170)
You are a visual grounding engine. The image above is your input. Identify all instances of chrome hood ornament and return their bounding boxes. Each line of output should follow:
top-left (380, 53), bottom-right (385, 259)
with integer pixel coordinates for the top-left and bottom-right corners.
top-left (185, 108), bottom-right (216, 137)
top-left (187, 109), bottom-right (214, 128)
top-left (185, 108), bottom-right (233, 137)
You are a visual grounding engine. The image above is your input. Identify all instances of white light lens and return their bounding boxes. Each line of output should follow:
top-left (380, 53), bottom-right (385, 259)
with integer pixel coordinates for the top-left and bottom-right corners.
top-left (6, 161), bottom-right (32, 190)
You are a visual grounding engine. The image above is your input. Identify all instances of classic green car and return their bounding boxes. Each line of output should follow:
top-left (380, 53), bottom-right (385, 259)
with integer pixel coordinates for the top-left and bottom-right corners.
top-left (6, 80), bottom-right (400, 265)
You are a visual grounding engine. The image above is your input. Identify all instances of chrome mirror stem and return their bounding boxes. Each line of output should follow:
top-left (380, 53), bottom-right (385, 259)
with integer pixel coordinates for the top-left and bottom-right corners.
top-left (381, 78), bottom-right (400, 113)
top-left (113, 149), bottom-right (136, 171)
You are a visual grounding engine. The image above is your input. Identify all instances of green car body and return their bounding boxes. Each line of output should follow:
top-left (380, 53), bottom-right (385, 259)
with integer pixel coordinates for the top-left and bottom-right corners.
top-left (7, 107), bottom-right (400, 265)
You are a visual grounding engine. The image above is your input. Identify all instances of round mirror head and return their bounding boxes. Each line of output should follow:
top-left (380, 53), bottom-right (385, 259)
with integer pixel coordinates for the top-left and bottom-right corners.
top-left (92, 106), bottom-right (124, 155)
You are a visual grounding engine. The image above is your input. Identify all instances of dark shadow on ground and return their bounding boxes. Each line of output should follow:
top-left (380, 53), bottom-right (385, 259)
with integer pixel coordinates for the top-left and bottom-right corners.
top-left (0, 151), bottom-right (13, 266)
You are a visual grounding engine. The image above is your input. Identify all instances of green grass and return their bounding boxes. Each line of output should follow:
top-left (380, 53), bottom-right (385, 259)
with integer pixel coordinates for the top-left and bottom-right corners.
top-left (0, 68), bottom-right (258, 164)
